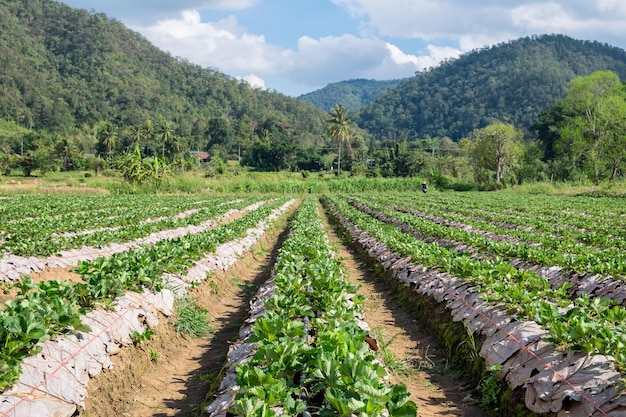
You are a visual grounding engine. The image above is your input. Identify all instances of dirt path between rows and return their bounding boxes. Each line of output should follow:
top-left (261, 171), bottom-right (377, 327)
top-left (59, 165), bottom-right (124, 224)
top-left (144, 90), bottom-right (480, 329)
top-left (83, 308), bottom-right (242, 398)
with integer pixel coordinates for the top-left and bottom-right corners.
top-left (80, 203), bottom-right (490, 417)
top-left (81, 219), bottom-right (289, 417)
top-left (321, 208), bottom-right (489, 417)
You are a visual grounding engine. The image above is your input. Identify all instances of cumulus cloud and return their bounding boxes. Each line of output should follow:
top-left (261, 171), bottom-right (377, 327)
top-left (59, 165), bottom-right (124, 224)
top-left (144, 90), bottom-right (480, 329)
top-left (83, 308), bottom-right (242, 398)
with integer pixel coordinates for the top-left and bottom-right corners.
top-left (79, 0), bottom-right (626, 95)
top-left (285, 35), bottom-right (463, 89)
top-left (331, 0), bottom-right (626, 49)
top-left (138, 13), bottom-right (444, 92)
top-left (239, 74), bottom-right (266, 90)
top-left (137, 11), bottom-right (293, 74)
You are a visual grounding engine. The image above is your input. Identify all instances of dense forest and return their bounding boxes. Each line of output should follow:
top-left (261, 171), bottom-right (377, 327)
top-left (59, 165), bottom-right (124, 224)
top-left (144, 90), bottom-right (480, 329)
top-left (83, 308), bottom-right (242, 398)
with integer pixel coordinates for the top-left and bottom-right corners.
top-left (356, 34), bottom-right (626, 141)
top-left (0, 0), bottom-right (625, 190)
top-left (0, 0), bottom-right (334, 164)
top-left (298, 78), bottom-right (406, 113)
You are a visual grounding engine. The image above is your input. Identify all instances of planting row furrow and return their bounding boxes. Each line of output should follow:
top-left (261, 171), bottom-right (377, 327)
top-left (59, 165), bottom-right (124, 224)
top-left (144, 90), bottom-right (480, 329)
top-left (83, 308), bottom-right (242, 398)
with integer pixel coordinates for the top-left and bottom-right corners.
top-left (378, 193), bottom-right (626, 251)
top-left (407, 193), bottom-right (626, 242)
top-left (345, 198), bottom-right (626, 307)
top-left (324, 196), bottom-right (626, 370)
top-left (206, 197), bottom-right (417, 417)
top-left (0, 198), bottom-right (291, 392)
top-left (0, 196), bottom-right (261, 257)
top-left (0, 199), bottom-right (263, 283)
top-left (0, 199), bottom-right (295, 417)
top-left (363, 194), bottom-right (626, 276)
top-left (1, 194), bottom-right (206, 237)
top-left (322, 195), bottom-right (626, 417)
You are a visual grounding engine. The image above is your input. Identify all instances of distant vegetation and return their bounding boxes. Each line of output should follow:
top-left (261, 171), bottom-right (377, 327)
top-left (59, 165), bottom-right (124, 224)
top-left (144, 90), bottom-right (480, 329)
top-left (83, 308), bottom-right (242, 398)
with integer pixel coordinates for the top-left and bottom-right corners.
top-left (356, 34), bottom-right (626, 141)
top-left (298, 78), bottom-right (406, 113)
top-left (0, 0), bottom-right (330, 161)
top-left (0, 0), bottom-right (625, 192)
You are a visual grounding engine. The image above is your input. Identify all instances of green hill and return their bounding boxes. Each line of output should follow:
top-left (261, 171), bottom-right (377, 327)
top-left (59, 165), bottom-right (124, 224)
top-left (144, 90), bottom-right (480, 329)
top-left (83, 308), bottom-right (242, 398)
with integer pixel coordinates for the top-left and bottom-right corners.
top-left (356, 34), bottom-right (626, 141)
top-left (298, 78), bottom-right (406, 113)
top-left (0, 0), bottom-right (326, 144)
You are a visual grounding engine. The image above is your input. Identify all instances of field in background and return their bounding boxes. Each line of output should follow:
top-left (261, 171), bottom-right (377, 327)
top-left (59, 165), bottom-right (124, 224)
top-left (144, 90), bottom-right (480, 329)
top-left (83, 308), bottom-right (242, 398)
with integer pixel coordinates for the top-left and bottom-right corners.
top-left (1, 168), bottom-right (625, 196)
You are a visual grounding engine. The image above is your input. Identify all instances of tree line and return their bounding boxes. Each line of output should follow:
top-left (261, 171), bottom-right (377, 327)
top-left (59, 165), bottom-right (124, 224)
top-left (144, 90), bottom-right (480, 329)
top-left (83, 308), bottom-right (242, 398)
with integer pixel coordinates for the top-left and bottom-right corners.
top-left (1, 71), bottom-right (625, 190)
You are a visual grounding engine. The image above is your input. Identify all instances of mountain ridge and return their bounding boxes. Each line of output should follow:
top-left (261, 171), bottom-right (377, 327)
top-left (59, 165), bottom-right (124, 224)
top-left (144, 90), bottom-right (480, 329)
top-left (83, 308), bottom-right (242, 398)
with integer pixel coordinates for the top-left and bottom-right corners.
top-left (354, 34), bottom-right (626, 140)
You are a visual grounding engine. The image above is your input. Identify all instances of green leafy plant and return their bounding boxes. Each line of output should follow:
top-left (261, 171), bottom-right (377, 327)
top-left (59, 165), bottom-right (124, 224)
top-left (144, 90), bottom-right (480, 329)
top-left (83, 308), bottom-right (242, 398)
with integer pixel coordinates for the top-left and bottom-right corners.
top-left (477, 365), bottom-right (504, 409)
top-left (131, 328), bottom-right (154, 345)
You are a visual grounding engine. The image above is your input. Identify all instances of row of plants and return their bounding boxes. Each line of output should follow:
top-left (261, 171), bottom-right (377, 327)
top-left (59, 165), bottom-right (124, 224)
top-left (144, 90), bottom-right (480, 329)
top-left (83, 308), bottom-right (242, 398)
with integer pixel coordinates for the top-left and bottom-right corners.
top-left (228, 197), bottom-right (417, 416)
top-left (349, 196), bottom-right (626, 278)
top-left (0, 197), bottom-right (288, 390)
top-left (407, 192), bottom-right (626, 244)
top-left (1, 195), bottom-right (262, 256)
top-left (2, 194), bottom-right (218, 232)
top-left (322, 195), bottom-right (626, 373)
top-left (427, 191), bottom-right (626, 222)
top-left (0, 194), bottom-right (122, 222)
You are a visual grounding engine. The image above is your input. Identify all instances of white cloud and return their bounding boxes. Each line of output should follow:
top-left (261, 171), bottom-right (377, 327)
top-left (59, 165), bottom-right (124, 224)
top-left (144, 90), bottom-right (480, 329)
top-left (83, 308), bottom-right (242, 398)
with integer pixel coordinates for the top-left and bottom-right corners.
top-left (331, 0), bottom-right (626, 49)
top-left (239, 74), bottom-right (266, 90)
top-left (122, 0), bottom-right (626, 95)
top-left (137, 11), bottom-right (293, 74)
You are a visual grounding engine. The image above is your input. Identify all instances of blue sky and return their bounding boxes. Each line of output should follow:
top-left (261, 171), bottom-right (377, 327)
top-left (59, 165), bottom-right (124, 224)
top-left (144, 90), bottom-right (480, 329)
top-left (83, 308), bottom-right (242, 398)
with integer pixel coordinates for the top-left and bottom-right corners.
top-left (59, 0), bottom-right (626, 97)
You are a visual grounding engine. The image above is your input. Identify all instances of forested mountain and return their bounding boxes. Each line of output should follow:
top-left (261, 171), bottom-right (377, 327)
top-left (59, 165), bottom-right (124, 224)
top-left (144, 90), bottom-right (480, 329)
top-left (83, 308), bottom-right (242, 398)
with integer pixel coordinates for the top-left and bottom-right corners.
top-left (356, 35), bottom-right (626, 141)
top-left (0, 0), bottom-right (327, 145)
top-left (298, 78), bottom-right (406, 113)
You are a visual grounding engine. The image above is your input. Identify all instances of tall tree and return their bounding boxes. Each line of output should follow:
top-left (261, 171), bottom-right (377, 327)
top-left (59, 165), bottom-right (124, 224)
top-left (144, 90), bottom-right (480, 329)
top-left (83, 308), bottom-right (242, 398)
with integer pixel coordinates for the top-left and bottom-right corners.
top-left (557, 71), bottom-right (626, 183)
top-left (140, 119), bottom-right (154, 156)
top-left (155, 118), bottom-right (175, 158)
top-left (466, 121), bottom-right (524, 186)
top-left (326, 104), bottom-right (352, 175)
top-left (97, 121), bottom-right (118, 159)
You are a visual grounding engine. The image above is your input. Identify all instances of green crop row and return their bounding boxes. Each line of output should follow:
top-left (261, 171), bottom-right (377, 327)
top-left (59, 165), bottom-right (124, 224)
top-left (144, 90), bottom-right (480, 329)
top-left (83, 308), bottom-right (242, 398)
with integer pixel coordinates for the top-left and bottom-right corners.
top-left (348, 195), bottom-right (626, 278)
top-left (231, 197), bottom-right (417, 417)
top-left (395, 192), bottom-right (626, 243)
top-left (1, 195), bottom-right (264, 256)
top-left (322, 195), bottom-right (626, 373)
top-left (0, 198), bottom-right (287, 390)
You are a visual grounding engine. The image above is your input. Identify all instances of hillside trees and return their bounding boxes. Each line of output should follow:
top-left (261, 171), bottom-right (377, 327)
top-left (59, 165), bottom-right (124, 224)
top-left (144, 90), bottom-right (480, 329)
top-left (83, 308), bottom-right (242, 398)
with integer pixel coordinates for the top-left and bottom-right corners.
top-left (0, 0), bottom-right (330, 170)
top-left (533, 71), bottom-right (626, 183)
top-left (356, 35), bottom-right (626, 141)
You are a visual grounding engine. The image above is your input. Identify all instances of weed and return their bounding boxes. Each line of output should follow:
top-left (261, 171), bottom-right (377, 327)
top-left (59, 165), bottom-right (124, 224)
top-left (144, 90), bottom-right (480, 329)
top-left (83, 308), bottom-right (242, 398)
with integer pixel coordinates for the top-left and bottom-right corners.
top-left (130, 328), bottom-right (154, 346)
top-left (477, 365), bottom-right (504, 410)
top-left (207, 279), bottom-right (220, 295)
top-left (149, 348), bottom-right (159, 363)
top-left (375, 329), bottom-right (413, 377)
top-left (251, 243), bottom-right (267, 259)
top-left (416, 344), bottom-right (436, 370)
top-left (173, 295), bottom-right (213, 338)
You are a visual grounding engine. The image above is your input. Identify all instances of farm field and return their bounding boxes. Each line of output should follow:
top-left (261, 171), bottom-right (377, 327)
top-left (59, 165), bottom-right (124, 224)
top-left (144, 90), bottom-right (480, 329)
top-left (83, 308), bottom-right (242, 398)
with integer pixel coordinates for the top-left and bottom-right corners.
top-left (0, 191), bottom-right (625, 417)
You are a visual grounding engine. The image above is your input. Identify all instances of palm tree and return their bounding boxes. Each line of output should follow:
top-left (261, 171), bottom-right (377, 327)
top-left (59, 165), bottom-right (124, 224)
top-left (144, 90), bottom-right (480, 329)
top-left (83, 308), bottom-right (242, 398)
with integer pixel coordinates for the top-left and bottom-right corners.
top-left (98, 122), bottom-right (118, 159)
top-left (127, 125), bottom-right (143, 153)
top-left (155, 119), bottom-right (175, 158)
top-left (327, 104), bottom-right (351, 175)
top-left (140, 119), bottom-right (153, 155)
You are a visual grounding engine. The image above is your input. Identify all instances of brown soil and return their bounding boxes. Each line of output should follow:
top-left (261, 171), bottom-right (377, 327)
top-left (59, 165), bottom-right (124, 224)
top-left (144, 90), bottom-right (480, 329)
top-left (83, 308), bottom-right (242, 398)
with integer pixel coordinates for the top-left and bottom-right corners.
top-left (322, 211), bottom-right (489, 417)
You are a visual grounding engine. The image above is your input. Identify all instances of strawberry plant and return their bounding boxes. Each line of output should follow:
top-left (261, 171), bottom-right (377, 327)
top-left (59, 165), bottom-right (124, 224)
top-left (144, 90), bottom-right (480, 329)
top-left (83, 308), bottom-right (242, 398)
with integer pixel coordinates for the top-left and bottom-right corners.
top-left (231, 197), bottom-right (417, 416)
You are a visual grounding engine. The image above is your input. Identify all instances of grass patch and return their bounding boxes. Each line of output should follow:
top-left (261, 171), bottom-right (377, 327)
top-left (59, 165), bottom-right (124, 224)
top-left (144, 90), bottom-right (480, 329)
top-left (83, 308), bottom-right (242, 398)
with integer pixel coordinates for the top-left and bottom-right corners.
top-left (374, 328), bottom-right (414, 377)
top-left (173, 295), bottom-right (213, 339)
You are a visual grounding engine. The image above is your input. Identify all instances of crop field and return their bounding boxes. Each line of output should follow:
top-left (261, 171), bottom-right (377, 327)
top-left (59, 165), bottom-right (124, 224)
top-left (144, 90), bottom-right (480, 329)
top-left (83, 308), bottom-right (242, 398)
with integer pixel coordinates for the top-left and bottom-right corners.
top-left (1, 192), bottom-right (625, 417)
